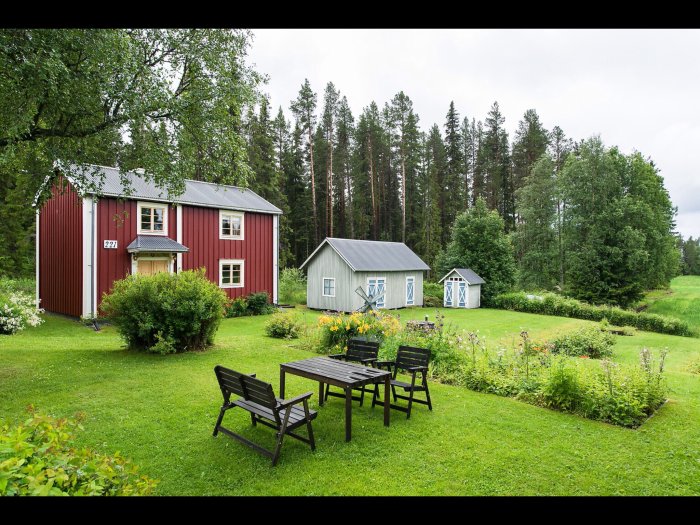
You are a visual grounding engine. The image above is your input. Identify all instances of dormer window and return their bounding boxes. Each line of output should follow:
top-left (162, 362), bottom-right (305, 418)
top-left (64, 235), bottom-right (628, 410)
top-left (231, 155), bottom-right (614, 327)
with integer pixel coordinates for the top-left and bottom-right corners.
top-left (220, 210), bottom-right (244, 240)
top-left (137, 201), bottom-right (168, 236)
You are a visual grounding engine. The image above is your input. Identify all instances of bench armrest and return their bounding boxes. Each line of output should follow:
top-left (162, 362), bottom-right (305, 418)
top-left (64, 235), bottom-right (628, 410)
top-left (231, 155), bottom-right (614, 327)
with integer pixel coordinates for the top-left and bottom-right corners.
top-left (406, 366), bottom-right (428, 372)
top-left (360, 357), bottom-right (377, 364)
top-left (328, 354), bottom-right (346, 360)
top-left (278, 391), bottom-right (314, 409)
top-left (375, 360), bottom-right (395, 372)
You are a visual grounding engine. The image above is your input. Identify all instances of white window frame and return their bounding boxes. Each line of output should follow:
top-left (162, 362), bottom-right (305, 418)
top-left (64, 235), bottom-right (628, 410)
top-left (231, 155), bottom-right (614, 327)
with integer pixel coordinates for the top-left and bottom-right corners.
top-left (367, 276), bottom-right (386, 309)
top-left (322, 277), bottom-right (336, 297)
top-left (137, 201), bottom-right (168, 236)
top-left (219, 259), bottom-right (245, 288)
top-left (219, 210), bottom-right (245, 240)
top-left (406, 276), bottom-right (415, 306)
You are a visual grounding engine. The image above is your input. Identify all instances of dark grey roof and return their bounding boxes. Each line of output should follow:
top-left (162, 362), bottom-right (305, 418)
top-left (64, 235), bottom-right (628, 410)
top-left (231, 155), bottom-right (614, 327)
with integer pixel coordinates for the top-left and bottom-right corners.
top-left (61, 164), bottom-right (281, 215)
top-left (439, 268), bottom-right (485, 284)
top-left (300, 237), bottom-right (430, 272)
top-left (127, 235), bottom-right (189, 253)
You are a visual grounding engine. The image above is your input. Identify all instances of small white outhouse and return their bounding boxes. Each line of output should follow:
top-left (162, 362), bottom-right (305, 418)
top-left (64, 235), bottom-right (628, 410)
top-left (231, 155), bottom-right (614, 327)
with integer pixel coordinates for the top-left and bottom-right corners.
top-left (438, 268), bottom-right (485, 309)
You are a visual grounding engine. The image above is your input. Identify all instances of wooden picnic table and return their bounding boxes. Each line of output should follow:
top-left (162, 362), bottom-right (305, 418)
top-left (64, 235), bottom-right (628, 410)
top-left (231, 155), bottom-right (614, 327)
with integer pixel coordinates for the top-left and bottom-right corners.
top-left (280, 356), bottom-right (391, 442)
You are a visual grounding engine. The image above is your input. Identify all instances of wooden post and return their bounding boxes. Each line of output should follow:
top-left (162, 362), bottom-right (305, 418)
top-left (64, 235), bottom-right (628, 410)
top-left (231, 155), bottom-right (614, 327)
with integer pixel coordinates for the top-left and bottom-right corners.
top-left (345, 387), bottom-right (352, 442)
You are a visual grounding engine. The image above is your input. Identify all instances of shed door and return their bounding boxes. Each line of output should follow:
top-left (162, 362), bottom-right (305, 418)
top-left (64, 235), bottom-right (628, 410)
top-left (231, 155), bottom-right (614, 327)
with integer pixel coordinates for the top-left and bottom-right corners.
top-left (444, 281), bottom-right (453, 307)
top-left (458, 282), bottom-right (467, 307)
top-left (368, 278), bottom-right (386, 308)
top-left (406, 276), bottom-right (415, 306)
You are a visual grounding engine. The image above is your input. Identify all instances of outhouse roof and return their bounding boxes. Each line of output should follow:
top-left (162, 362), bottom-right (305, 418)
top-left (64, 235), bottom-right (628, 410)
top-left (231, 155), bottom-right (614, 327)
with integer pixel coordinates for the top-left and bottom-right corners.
top-left (438, 268), bottom-right (486, 284)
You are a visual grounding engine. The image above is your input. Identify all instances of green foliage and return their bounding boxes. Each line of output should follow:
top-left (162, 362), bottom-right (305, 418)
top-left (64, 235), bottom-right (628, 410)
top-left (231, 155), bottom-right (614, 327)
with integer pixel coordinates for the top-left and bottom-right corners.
top-left (0, 278), bottom-right (35, 295)
top-left (423, 281), bottom-right (443, 299)
top-left (264, 311), bottom-right (303, 339)
top-left (424, 296), bottom-right (442, 308)
top-left (225, 297), bottom-right (249, 318)
top-left (314, 311), bottom-right (401, 354)
top-left (279, 268), bottom-right (307, 305)
top-left (493, 291), bottom-right (693, 337)
top-left (0, 408), bottom-right (157, 495)
top-left (436, 197), bottom-right (516, 305)
top-left (100, 269), bottom-right (227, 353)
top-left (548, 325), bottom-right (615, 358)
top-left (686, 357), bottom-right (700, 375)
top-left (0, 291), bottom-right (43, 335)
top-left (680, 236), bottom-right (700, 275)
top-left (246, 292), bottom-right (275, 315)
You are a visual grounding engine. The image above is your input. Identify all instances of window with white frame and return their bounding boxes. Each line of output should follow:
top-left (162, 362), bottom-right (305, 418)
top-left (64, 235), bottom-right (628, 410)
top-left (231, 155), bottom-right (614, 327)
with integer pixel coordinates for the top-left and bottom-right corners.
top-left (137, 202), bottom-right (168, 235)
top-left (322, 277), bottom-right (335, 297)
top-left (219, 259), bottom-right (244, 288)
top-left (219, 210), bottom-right (244, 240)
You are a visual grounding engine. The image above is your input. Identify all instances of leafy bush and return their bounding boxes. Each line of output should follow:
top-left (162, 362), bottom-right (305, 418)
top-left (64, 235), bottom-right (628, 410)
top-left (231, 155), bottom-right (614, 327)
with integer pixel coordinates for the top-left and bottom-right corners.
top-left (246, 291), bottom-right (276, 315)
top-left (548, 326), bottom-right (615, 359)
top-left (225, 297), bottom-right (249, 318)
top-left (316, 311), bottom-right (401, 353)
top-left (493, 291), bottom-right (694, 337)
top-left (424, 296), bottom-right (442, 308)
top-left (0, 277), bottom-right (35, 295)
top-left (100, 269), bottom-right (227, 354)
top-left (0, 291), bottom-right (43, 335)
top-left (279, 268), bottom-right (306, 305)
top-left (0, 408), bottom-right (157, 495)
top-left (685, 357), bottom-right (700, 375)
top-left (265, 311), bottom-right (303, 339)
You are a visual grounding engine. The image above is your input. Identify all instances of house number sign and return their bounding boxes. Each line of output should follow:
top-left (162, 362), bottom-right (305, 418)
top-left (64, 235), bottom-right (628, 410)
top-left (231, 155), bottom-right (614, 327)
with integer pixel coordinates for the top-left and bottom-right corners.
top-left (104, 240), bottom-right (118, 249)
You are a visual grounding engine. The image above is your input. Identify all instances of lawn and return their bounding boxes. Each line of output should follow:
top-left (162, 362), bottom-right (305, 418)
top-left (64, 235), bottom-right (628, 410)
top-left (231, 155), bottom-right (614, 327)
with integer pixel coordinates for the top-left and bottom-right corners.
top-left (642, 275), bottom-right (700, 331)
top-left (1, 278), bottom-right (700, 495)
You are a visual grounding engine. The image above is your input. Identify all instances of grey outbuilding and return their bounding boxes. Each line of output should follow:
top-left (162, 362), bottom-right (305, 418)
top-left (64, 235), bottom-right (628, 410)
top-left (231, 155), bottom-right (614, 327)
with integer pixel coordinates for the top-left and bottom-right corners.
top-left (438, 268), bottom-right (485, 308)
top-left (300, 237), bottom-right (430, 312)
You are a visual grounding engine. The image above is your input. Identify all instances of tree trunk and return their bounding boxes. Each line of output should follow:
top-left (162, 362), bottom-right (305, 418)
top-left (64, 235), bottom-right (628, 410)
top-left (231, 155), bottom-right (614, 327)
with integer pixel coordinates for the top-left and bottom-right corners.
top-left (401, 144), bottom-right (406, 243)
top-left (327, 133), bottom-right (333, 237)
top-left (308, 122), bottom-right (318, 245)
top-left (346, 159), bottom-right (354, 238)
top-left (368, 135), bottom-right (377, 240)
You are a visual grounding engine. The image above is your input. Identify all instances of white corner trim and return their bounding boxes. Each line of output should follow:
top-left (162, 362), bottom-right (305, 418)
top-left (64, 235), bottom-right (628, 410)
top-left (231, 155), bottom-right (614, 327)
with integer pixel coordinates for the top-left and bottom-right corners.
top-left (35, 211), bottom-right (40, 309)
top-left (81, 196), bottom-right (93, 317)
top-left (219, 209), bottom-right (245, 240)
top-left (219, 259), bottom-right (244, 288)
top-left (176, 205), bottom-right (183, 272)
top-left (92, 198), bottom-right (98, 316)
top-left (136, 201), bottom-right (168, 236)
top-left (272, 214), bottom-right (279, 303)
top-left (322, 277), bottom-right (336, 297)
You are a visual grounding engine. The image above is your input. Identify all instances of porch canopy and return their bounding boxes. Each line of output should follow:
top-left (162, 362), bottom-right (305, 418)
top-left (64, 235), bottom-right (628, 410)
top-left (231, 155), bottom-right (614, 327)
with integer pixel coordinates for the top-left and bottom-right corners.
top-left (126, 235), bottom-right (189, 254)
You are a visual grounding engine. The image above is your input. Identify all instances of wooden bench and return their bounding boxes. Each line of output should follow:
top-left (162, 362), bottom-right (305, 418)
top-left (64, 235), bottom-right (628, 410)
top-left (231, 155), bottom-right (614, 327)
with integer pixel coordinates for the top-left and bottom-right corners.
top-left (325, 338), bottom-right (380, 406)
top-left (372, 345), bottom-right (433, 419)
top-left (213, 365), bottom-right (317, 466)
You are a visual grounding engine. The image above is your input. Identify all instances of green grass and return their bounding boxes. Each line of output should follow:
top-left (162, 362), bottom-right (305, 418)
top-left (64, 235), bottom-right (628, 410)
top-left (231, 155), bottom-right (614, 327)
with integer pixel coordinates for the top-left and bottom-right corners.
top-left (2, 278), bottom-right (700, 495)
top-left (642, 276), bottom-right (700, 331)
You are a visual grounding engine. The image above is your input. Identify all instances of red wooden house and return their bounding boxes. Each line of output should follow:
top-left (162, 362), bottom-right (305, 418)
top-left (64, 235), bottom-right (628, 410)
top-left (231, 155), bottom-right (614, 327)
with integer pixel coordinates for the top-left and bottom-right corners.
top-left (35, 164), bottom-right (281, 318)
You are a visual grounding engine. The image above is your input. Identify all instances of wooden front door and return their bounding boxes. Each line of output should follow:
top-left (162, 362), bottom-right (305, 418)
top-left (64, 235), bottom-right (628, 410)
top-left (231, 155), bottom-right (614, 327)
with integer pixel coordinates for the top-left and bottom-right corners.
top-left (138, 259), bottom-right (170, 275)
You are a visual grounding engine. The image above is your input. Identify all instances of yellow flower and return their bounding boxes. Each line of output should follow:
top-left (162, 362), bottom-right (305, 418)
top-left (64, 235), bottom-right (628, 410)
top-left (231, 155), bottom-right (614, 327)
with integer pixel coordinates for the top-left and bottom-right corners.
top-left (346, 324), bottom-right (351, 330)
top-left (330, 325), bottom-right (338, 332)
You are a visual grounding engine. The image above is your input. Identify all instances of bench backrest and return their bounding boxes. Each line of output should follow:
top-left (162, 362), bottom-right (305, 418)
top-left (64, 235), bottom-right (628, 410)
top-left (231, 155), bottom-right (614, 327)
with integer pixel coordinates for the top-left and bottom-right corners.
top-left (396, 345), bottom-right (430, 372)
top-left (214, 365), bottom-right (277, 409)
top-left (347, 338), bottom-right (380, 361)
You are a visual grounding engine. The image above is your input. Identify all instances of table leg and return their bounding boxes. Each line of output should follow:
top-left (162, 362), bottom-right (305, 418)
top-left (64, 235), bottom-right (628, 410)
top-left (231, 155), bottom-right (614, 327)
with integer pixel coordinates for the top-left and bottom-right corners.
top-left (384, 376), bottom-right (390, 427)
top-left (319, 381), bottom-right (324, 406)
top-left (280, 368), bottom-right (286, 398)
top-left (345, 387), bottom-right (352, 442)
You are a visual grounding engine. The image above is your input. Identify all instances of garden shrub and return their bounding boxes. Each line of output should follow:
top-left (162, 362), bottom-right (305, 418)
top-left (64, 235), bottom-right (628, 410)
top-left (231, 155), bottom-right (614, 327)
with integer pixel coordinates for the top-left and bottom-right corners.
top-left (265, 311), bottom-right (303, 339)
top-left (424, 296), bottom-right (442, 308)
top-left (100, 269), bottom-right (227, 354)
top-left (0, 291), bottom-right (43, 335)
top-left (0, 408), bottom-right (157, 495)
top-left (279, 268), bottom-right (307, 305)
top-left (247, 291), bottom-right (275, 315)
top-left (225, 297), bottom-right (249, 318)
top-left (315, 311), bottom-right (401, 354)
top-left (0, 277), bottom-right (35, 295)
top-left (493, 291), bottom-right (694, 337)
top-left (548, 325), bottom-right (615, 359)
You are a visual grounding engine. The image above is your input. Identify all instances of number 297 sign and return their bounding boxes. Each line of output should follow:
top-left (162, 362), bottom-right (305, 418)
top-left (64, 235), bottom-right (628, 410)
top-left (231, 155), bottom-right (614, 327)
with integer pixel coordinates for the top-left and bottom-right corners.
top-left (104, 240), bottom-right (118, 249)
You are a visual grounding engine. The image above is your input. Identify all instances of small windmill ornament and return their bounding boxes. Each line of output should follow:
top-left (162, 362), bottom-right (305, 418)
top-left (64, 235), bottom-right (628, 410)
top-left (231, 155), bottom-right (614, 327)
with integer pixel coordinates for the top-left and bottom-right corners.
top-left (355, 286), bottom-right (385, 313)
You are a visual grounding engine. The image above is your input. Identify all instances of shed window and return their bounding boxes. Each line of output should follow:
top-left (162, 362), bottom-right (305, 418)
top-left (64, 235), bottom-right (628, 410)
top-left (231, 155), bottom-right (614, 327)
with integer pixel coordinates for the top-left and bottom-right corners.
top-left (220, 210), bottom-right (244, 240)
top-left (220, 259), bottom-right (244, 288)
top-left (323, 278), bottom-right (335, 297)
top-left (137, 202), bottom-right (168, 235)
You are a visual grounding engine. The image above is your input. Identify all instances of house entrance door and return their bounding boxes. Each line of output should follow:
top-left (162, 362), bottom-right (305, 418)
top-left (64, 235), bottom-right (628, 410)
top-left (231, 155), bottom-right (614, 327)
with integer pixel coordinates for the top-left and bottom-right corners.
top-left (137, 259), bottom-right (170, 275)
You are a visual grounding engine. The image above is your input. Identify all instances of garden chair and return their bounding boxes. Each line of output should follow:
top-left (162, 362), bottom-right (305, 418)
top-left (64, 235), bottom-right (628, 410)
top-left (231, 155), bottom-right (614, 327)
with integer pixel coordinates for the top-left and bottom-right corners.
top-left (371, 345), bottom-right (432, 419)
top-left (213, 365), bottom-right (317, 466)
top-left (325, 338), bottom-right (380, 406)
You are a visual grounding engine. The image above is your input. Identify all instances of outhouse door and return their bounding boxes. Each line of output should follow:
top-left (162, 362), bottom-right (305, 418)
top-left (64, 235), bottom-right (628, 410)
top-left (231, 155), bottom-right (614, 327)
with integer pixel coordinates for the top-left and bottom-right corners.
top-left (444, 281), bottom-right (453, 307)
top-left (458, 282), bottom-right (467, 307)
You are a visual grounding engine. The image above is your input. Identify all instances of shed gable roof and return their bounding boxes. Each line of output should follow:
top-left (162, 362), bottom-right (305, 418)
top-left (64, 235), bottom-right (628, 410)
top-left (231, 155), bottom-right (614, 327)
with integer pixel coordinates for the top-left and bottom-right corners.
top-left (438, 268), bottom-right (485, 284)
top-left (45, 164), bottom-right (282, 215)
top-left (300, 237), bottom-right (430, 272)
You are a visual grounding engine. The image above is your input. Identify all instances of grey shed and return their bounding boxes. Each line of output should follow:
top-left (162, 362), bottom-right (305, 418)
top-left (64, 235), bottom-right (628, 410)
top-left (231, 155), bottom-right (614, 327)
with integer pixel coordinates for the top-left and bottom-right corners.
top-left (438, 268), bottom-right (485, 309)
top-left (300, 238), bottom-right (430, 312)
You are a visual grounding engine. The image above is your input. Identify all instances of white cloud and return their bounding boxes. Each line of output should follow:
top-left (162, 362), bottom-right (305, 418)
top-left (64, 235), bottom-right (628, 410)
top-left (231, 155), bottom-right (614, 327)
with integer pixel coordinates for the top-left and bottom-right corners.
top-left (248, 29), bottom-right (700, 238)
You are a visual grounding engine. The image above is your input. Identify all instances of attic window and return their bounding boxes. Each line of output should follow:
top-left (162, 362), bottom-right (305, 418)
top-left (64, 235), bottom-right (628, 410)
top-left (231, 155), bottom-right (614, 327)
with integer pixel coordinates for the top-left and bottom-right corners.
top-left (220, 210), bottom-right (244, 240)
top-left (137, 201), bottom-right (168, 236)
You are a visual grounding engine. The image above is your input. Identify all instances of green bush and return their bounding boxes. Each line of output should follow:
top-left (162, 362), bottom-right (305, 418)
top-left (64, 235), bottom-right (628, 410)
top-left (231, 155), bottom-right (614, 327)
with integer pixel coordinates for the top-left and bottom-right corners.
top-left (265, 311), bottom-right (303, 339)
top-left (548, 326), bottom-right (615, 359)
top-left (279, 268), bottom-right (307, 305)
top-left (0, 277), bottom-right (35, 295)
top-left (225, 297), bottom-right (249, 318)
top-left (0, 408), bottom-right (157, 495)
top-left (685, 357), bottom-right (700, 375)
top-left (246, 292), bottom-right (276, 315)
top-left (100, 269), bottom-right (227, 354)
top-left (493, 291), bottom-right (694, 337)
top-left (424, 296), bottom-right (442, 308)
top-left (0, 291), bottom-right (43, 335)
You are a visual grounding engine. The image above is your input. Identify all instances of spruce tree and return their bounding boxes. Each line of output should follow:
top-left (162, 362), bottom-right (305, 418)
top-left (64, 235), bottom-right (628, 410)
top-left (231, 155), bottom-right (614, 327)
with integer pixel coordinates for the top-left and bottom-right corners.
top-left (443, 101), bottom-right (465, 241)
top-left (511, 109), bottom-right (549, 223)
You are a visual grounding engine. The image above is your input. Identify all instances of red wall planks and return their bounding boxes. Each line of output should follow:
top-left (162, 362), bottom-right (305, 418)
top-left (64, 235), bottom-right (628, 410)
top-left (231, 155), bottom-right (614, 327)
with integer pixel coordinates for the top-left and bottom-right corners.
top-left (181, 206), bottom-right (273, 300)
top-left (39, 181), bottom-right (83, 317)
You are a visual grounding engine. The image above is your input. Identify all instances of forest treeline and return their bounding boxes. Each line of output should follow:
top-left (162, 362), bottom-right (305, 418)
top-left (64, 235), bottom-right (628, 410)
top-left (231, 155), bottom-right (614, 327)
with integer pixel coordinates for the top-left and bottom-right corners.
top-left (0, 29), bottom-right (695, 307)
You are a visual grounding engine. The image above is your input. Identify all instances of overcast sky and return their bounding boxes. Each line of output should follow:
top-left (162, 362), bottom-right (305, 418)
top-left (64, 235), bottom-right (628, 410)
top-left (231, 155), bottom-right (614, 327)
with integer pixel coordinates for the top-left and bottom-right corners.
top-left (247, 29), bottom-right (700, 239)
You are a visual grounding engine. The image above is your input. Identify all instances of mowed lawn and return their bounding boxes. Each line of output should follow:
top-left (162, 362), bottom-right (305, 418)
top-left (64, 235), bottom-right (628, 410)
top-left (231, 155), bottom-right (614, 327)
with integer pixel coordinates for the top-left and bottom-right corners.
top-left (2, 280), bottom-right (700, 495)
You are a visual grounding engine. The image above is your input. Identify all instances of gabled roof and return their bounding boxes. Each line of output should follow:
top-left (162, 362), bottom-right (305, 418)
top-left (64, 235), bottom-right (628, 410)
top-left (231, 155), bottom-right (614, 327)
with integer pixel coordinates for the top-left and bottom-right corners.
top-left (300, 237), bottom-right (430, 272)
top-left (41, 163), bottom-right (282, 215)
top-left (126, 235), bottom-right (189, 253)
top-left (438, 268), bottom-right (485, 284)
